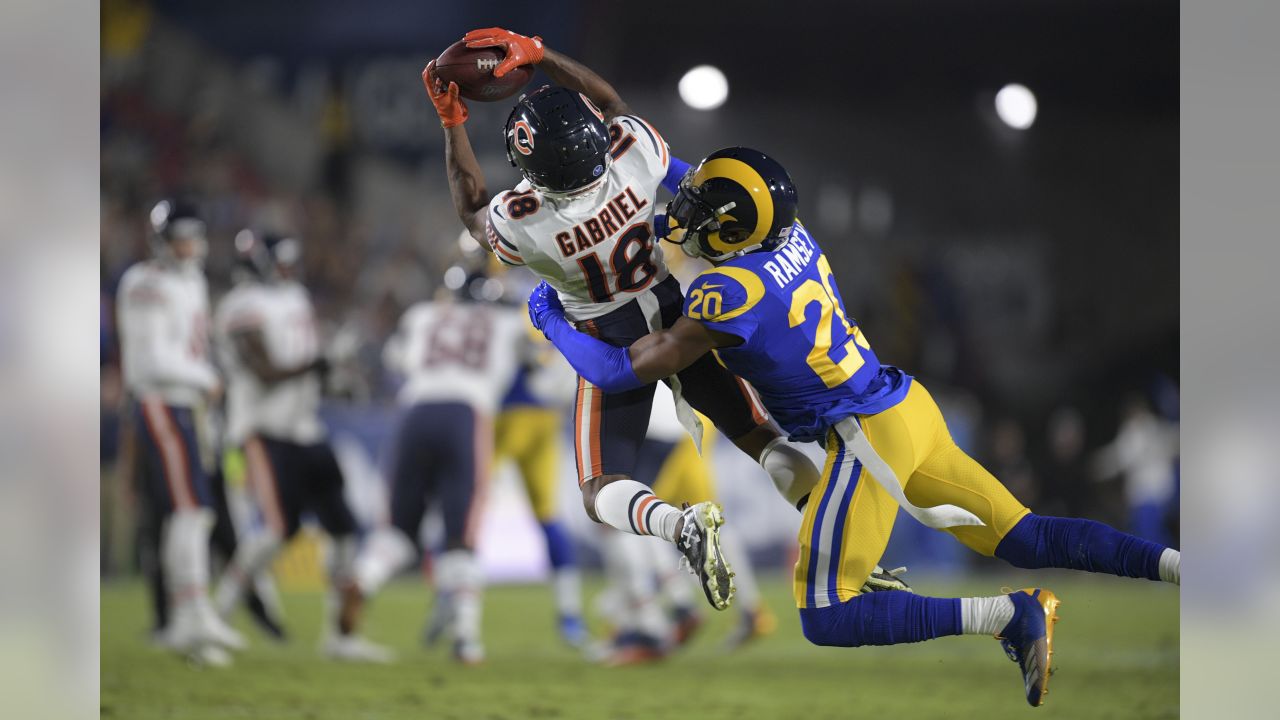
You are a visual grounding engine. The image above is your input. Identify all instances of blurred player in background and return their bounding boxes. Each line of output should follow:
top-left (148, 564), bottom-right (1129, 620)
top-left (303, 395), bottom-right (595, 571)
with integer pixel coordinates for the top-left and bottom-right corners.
top-left (210, 230), bottom-right (390, 663)
top-left (491, 282), bottom-right (587, 647)
top-left (117, 199), bottom-right (245, 665)
top-left (351, 262), bottom-right (537, 664)
top-left (426, 28), bottom-right (822, 612)
top-left (593, 382), bottom-right (775, 664)
top-left (644, 383), bottom-right (776, 651)
top-left (530, 147), bottom-right (1182, 707)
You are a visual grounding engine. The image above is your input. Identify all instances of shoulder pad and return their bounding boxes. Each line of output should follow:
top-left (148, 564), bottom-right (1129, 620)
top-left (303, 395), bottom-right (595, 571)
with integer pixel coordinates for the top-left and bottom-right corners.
top-left (684, 266), bottom-right (767, 322)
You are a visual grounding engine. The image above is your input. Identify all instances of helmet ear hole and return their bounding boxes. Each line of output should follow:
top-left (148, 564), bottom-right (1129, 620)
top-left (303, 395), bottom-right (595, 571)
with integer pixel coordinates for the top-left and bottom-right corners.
top-left (721, 227), bottom-right (751, 244)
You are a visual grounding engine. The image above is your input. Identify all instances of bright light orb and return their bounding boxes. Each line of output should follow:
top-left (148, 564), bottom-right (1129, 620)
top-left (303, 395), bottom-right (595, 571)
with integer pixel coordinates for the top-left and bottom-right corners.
top-left (679, 65), bottom-right (729, 111)
top-left (995, 83), bottom-right (1037, 130)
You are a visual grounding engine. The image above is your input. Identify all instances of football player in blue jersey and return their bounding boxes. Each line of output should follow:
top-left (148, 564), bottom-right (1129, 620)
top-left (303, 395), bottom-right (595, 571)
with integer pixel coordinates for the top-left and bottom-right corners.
top-left (528, 147), bottom-right (1180, 707)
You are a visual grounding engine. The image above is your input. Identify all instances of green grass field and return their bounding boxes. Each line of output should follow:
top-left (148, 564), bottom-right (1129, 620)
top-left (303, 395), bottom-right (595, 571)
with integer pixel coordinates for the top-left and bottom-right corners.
top-left (102, 570), bottom-right (1178, 719)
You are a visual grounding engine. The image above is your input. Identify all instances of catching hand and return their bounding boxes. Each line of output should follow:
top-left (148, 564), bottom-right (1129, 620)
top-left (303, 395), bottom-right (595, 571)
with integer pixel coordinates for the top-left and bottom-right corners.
top-left (463, 27), bottom-right (545, 78)
top-left (422, 61), bottom-right (468, 128)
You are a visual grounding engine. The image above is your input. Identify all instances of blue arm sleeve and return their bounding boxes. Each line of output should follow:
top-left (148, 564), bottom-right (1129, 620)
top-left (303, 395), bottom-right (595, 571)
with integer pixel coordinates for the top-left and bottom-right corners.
top-left (661, 156), bottom-right (692, 194)
top-left (542, 314), bottom-right (644, 393)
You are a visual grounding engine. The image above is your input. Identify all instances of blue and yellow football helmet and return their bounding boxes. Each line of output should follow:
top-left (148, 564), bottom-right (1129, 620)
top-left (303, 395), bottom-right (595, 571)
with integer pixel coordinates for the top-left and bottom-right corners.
top-left (665, 147), bottom-right (798, 261)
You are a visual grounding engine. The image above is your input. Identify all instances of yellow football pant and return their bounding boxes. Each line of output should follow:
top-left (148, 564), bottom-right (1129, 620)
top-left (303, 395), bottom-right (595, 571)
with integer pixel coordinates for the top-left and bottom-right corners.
top-left (794, 381), bottom-right (1031, 608)
top-left (652, 434), bottom-right (717, 507)
top-left (495, 407), bottom-right (562, 522)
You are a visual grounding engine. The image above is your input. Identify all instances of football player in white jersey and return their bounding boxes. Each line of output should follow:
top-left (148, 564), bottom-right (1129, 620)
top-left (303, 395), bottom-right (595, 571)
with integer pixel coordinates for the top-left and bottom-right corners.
top-left (116, 199), bottom-right (245, 665)
top-left (423, 27), bottom-right (822, 612)
top-left (210, 230), bottom-right (390, 663)
top-left (350, 268), bottom-right (536, 664)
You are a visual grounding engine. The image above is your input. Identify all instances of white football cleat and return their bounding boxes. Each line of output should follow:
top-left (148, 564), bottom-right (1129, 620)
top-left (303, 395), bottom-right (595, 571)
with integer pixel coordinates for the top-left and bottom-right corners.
top-left (322, 634), bottom-right (396, 664)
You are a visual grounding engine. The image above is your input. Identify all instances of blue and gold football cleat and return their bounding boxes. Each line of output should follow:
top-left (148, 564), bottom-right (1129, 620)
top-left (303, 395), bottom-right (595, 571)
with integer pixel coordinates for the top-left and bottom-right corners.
top-left (995, 588), bottom-right (1061, 707)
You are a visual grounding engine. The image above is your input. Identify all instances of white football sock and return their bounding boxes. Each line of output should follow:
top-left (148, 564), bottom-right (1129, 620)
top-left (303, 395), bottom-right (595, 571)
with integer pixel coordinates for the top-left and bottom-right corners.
top-left (593, 479), bottom-right (681, 541)
top-left (718, 523), bottom-right (760, 611)
top-left (164, 509), bottom-right (214, 612)
top-left (651, 541), bottom-right (695, 608)
top-left (1159, 548), bottom-right (1180, 585)
top-left (552, 567), bottom-right (583, 617)
top-left (213, 529), bottom-right (282, 618)
top-left (326, 535), bottom-right (359, 636)
top-left (961, 595), bottom-right (1017, 636)
top-left (436, 549), bottom-right (483, 643)
top-left (601, 529), bottom-right (668, 638)
top-left (354, 527), bottom-right (416, 596)
top-left (759, 438), bottom-right (821, 508)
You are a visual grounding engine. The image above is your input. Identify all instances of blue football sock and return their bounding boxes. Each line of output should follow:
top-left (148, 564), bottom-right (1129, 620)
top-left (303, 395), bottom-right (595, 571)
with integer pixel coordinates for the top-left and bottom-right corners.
top-left (799, 591), bottom-right (962, 647)
top-left (540, 520), bottom-right (576, 570)
top-left (994, 513), bottom-right (1166, 581)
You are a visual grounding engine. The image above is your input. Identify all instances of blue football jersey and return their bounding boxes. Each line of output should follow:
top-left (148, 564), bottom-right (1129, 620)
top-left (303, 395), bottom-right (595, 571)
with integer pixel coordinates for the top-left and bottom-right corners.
top-left (682, 222), bottom-right (911, 442)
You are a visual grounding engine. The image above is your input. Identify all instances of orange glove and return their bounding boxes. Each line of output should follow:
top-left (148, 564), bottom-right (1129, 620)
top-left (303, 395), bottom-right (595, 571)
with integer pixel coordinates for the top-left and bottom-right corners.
top-left (422, 61), bottom-right (468, 129)
top-left (463, 27), bottom-right (545, 78)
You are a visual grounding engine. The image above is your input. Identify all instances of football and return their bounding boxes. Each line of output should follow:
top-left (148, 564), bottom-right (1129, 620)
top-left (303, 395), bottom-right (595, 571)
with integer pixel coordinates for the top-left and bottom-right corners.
top-left (432, 40), bottom-right (535, 102)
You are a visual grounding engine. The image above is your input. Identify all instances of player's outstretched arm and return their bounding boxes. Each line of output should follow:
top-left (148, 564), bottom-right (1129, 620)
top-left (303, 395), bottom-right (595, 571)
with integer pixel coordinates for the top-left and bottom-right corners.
top-left (423, 62), bottom-right (489, 249)
top-left (463, 28), bottom-right (630, 120)
top-left (535, 47), bottom-right (630, 119)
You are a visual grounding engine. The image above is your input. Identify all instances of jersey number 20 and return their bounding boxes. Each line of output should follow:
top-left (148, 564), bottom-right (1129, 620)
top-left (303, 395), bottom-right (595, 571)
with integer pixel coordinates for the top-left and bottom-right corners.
top-left (788, 255), bottom-right (872, 388)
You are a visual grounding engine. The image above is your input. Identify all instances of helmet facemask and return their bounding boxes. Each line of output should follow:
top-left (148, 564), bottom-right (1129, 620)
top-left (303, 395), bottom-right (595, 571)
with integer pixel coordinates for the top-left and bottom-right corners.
top-left (665, 170), bottom-right (742, 261)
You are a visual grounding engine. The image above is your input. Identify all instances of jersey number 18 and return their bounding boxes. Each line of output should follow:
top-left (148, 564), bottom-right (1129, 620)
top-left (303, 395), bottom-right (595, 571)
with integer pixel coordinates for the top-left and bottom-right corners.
top-left (576, 222), bottom-right (658, 303)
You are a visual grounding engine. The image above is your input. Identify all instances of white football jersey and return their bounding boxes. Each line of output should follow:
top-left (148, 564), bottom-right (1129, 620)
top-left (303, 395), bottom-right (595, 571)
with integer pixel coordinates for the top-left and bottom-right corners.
top-left (486, 114), bottom-right (673, 321)
top-left (384, 301), bottom-right (532, 413)
top-left (117, 260), bottom-right (218, 406)
top-left (214, 280), bottom-right (325, 445)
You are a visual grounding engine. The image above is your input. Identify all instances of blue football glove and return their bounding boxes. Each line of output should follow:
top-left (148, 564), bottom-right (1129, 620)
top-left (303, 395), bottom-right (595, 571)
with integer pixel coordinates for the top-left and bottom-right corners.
top-left (528, 281), bottom-right (565, 334)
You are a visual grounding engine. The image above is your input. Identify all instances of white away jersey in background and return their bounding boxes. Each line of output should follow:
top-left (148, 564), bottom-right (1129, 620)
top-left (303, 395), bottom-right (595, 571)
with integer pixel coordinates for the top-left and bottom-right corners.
top-left (485, 114), bottom-right (673, 321)
top-left (214, 280), bottom-right (324, 446)
top-left (383, 301), bottom-right (532, 414)
top-left (117, 260), bottom-right (218, 406)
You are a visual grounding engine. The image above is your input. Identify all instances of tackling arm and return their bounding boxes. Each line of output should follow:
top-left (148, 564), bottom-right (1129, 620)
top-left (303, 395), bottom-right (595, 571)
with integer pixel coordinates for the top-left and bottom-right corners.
top-left (527, 282), bottom-right (738, 391)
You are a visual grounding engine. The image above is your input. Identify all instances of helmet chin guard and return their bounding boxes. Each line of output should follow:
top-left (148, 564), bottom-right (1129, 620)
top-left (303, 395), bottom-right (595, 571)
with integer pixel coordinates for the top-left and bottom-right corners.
top-left (664, 147), bottom-right (798, 261)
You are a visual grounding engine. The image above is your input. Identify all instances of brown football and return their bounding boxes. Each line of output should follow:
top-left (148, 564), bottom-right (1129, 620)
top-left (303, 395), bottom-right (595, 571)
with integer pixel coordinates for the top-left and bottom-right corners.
top-left (432, 40), bottom-right (535, 102)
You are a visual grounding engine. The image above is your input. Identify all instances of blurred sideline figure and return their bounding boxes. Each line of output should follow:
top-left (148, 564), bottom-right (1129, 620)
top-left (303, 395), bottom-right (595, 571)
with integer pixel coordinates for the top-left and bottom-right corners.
top-left (594, 382), bottom-right (775, 665)
top-left (530, 146), bottom-right (1181, 707)
top-left (117, 199), bottom-right (245, 665)
top-left (211, 230), bottom-right (390, 662)
top-left (1092, 394), bottom-right (1179, 547)
top-left (350, 260), bottom-right (533, 664)
top-left (492, 301), bottom-right (587, 646)
top-left (427, 28), bottom-right (823, 613)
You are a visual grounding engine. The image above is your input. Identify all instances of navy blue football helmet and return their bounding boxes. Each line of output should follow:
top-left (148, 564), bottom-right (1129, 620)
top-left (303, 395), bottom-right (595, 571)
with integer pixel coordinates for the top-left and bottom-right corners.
top-left (665, 147), bottom-right (798, 261)
top-left (149, 198), bottom-right (206, 242)
top-left (234, 229), bottom-right (301, 282)
top-left (503, 86), bottom-right (611, 196)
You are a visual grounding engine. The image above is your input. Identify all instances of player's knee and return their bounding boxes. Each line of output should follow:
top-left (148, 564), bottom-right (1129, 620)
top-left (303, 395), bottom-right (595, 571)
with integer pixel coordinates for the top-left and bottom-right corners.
top-left (798, 604), bottom-right (867, 648)
top-left (994, 512), bottom-right (1046, 568)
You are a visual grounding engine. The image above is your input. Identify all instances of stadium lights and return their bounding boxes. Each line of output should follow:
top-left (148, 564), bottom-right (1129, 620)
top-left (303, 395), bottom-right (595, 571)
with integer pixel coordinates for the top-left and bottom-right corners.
top-left (995, 83), bottom-right (1037, 130)
top-left (678, 65), bottom-right (729, 111)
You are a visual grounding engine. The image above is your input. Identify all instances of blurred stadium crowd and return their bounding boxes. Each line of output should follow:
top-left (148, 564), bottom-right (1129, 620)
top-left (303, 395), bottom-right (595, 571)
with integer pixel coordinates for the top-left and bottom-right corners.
top-left (100, 0), bottom-right (1179, 588)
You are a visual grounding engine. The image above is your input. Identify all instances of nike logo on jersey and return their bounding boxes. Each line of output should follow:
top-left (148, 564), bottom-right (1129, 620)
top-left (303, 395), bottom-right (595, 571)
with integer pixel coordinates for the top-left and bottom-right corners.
top-left (555, 187), bottom-right (650, 258)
